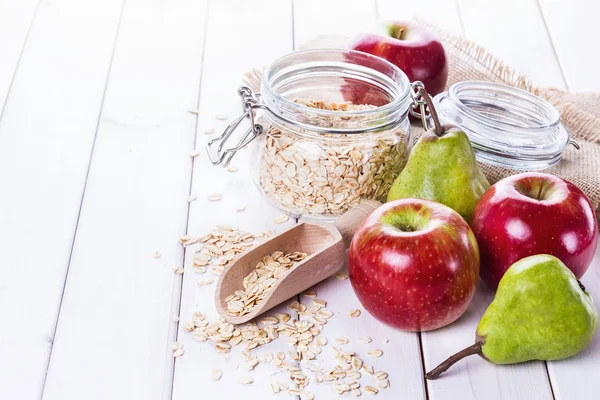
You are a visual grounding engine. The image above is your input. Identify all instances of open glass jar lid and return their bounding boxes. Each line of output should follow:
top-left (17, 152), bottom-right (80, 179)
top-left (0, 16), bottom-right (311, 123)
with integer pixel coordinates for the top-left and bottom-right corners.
top-left (433, 81), bottom-right (577, 170)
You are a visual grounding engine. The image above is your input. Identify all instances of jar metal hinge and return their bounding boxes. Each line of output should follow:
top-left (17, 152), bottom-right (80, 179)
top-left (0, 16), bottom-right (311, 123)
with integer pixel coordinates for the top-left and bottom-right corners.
top-left (409, 81), bottom-right (433, 130)
top-left (207, 86), bottom-right (265, 167)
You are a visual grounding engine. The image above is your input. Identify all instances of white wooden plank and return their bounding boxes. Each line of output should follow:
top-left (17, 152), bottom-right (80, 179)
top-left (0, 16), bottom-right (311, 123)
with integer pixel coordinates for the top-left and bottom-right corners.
top-left (538, 0), bottom-right (600, 91)
top-left (546, 242), bottom-right (600, 400)
top-left (41, 1), bottom-right (207, 399)
top-left (456, 0), bottom-right (567, 89)
top-left (419, 1), bottom-right (557, 397)
top-left (0, 0), bottom-right (38, 113)
top-left (537, 2), bottom-right (600, 393)
top-left (171, 1), bottom-right (298, 399)
top-left (0, 1), bottom-right (123, 399)
top-left (377, 0), bottom-right (463, 36)
top-left (292, 1), bottom-right (426, 399)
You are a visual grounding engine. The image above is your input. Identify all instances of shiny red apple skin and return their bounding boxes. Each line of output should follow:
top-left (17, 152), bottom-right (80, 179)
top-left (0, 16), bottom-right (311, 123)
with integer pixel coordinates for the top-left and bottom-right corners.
top-left (348, 199), bottom-right (480, 332)
top-left (349, 21), bottom-right (448, 96)
top-left (472, 172), bottom-right (598, 290)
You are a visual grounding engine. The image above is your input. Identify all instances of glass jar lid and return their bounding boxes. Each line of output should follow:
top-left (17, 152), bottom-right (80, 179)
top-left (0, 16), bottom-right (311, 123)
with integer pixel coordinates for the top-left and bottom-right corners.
top-left (433, 81), bottom-right (575, 170)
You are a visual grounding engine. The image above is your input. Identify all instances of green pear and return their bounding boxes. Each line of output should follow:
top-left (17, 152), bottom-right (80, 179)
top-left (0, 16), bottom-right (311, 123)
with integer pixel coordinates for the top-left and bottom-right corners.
top-left (387, 125), bottom-right (490, 221)
top-left (426, 254), bottom-right (598, 379)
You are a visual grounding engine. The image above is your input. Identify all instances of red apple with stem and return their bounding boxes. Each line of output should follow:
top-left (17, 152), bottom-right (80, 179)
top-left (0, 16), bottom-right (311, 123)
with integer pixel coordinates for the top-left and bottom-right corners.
top-left (471, 172), bottom-right (598, 290)
top-left (349, 21), bottom-right (448, 96)
top-left (348, 199), bottom-right (480, 332)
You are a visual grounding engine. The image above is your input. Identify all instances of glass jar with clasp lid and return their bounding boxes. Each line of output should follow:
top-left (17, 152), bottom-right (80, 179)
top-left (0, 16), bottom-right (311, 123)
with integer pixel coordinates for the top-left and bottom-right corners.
top-left (208, 49), bottom-right (422, 220)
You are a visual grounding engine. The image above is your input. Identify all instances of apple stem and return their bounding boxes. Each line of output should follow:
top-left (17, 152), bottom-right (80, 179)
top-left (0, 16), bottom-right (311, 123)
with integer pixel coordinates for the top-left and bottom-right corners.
top-left (395, 27), bottom-right (406, 40)
top-left (425, 341), bottom-right (484, 380)
top-left (418, 89), bottom-right (444, 136)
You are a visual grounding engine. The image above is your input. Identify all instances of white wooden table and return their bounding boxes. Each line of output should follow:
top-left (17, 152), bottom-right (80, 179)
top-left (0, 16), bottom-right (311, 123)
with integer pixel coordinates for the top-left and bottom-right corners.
top-left (1, 0), bottom-right (599, 399)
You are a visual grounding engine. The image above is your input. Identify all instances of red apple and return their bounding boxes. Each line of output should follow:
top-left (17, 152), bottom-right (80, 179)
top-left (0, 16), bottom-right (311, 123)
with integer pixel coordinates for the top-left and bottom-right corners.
top-left (349, 21), bottom-right (448, 96)
top-left (472, 172), bottom-right (598, 290)
top-left (348, 199), bottom-right (479, 332)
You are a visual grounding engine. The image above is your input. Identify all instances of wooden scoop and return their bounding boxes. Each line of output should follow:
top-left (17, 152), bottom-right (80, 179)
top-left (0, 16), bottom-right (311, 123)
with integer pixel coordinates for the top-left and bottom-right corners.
top-left (215, 200), bottom-right (381, 324)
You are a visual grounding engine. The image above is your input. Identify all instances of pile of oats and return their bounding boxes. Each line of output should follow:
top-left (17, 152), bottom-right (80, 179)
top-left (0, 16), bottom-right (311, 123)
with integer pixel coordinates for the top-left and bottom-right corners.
top-left (225, 251), bottom-right (308, 317)
top-left (179, 225), bottom-right (391, 397)
top-left (258, 101), bottom-right (408, 217)
top-left (184, 296), bottom-right (391, 397)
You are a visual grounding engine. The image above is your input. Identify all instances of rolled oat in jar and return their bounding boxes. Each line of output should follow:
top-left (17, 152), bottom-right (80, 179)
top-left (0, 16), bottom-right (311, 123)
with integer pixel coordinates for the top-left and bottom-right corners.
top-left (258, 100), bottom-right (409, 217)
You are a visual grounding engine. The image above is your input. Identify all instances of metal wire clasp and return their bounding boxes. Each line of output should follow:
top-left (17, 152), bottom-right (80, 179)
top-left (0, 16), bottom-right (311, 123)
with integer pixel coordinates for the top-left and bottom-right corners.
top-left (207, 86), bottom-right (264, 167)
top-left (409, 81), bottom-right (432, 130)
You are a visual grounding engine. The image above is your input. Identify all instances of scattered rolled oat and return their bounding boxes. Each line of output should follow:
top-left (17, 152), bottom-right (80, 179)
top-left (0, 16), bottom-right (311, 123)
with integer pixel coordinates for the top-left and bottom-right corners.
top-left (303, 289), bottom-right (317, 297)
top-left (273, 214), bottom-right (289, 224)
top-left (227, 166), bottom-right (239, 172)
top-left (358, 336), bottom-right (372, 344)
top-left (216, 114), bottom-right (228, 120)
top-left (361, 364), bottom-right (374, 375)
top-left (235, 205), bottom-right (246, 212)
top-left (188, 108), bottom-right (199, 114)
top-left (335, 337), bottom-right (349, 345)
top-left (301, 391), bottom-right (315, 400)
top-left (194, 266), bottom-right (207, 274)
top-left (225, 251), bottom-right (308, 317)
top-left (238, 376), bottom-right (253, 384)
top-left (183, 321), bottom-right (195, 332)
top-left (187, 195), bottom-right (197, 202)
top-left (173, 348), bottom-right (184, 357)
top-left (173, 266), bottom-right (184, 274)
top-left (364, 386), bottom-right (378, 395)
top-left (367, 349), bottom-right (383, 358)
top-left (205, 128), bottom-right (216, 134)
top-left (313, 299), bottom-right (327, 307)
top-left (335, 272), bottom-right (349, 280)
top-left (377, 379), bottom-right (389, 389)
top-left (246, 358), bottom-right (260, 370)
top-left (212, 369), bottom-right (222, 381)
top-left (197, 279), bottom-right (214, 286)
top-left (207, 193), bottom-right (223, 201)
top-left (153, 251), bottom-right (161, 259)
top-left (374, 372), bottom-right (388, 380)
top-left (349, 309), bottom-right (361, 318)
top-left (190, 150), bottom-right (201, 157)
top-left (271, 382), bottom-right (280, 393)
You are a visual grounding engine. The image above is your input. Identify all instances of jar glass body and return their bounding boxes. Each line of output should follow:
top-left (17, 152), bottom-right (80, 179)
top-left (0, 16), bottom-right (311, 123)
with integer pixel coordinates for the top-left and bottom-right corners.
top-left (249, 49), bottom-right (413, 220)
top-left (433, 81), bottom-right (572, 170)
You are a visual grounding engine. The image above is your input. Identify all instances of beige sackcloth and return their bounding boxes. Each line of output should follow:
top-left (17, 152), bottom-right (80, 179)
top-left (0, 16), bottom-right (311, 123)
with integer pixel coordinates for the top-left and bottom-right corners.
top-left (244, 22), bottom-right (600, 221)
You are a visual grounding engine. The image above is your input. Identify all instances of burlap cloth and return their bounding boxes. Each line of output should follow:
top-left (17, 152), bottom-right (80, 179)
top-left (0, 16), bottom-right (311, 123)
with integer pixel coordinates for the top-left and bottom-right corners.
top-left (244, 22), bottom-right (600, 221)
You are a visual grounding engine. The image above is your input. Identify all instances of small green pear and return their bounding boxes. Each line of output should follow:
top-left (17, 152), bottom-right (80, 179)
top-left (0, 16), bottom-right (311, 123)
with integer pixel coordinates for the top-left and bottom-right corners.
top-left (387, 124), bottom-right (490, 221)
top-left (426, 254), bottom-right (598, 379)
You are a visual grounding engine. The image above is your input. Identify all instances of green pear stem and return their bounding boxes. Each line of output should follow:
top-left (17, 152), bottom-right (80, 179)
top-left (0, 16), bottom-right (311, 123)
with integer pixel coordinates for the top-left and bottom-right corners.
top-left (426, 341), bottom-right (484, 380)
top-left (418, 89), bottom-right (444, 136)
top-left (578, 280), bottom-right (586, 292)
